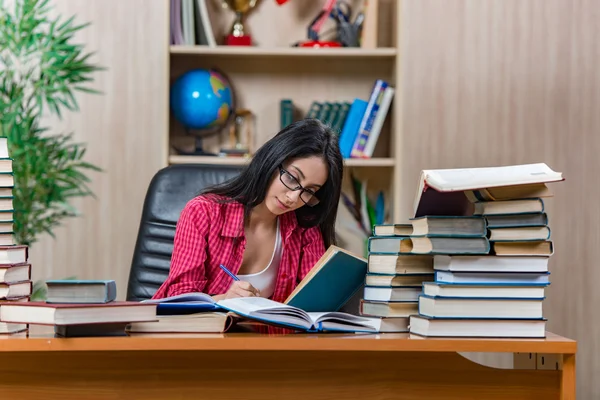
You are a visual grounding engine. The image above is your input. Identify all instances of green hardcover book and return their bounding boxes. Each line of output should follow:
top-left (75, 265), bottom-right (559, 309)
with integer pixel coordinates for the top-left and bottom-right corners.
top-left (332, 101), bottom-right (351, 134)
top-left (316, 101), bottom-right (332, 122)
top-left (280, 99), bottom-right (294, 129)
top-left (305, 101), bottom-right (322, 119)
top-left (324, 102), bottom-right (341, 127)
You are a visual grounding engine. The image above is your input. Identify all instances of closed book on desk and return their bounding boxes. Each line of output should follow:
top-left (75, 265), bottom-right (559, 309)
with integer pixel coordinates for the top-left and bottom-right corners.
top-left (284, 245), bottom-right (367, 312)
top-left (45, 279), bottom-right (117, 303)
top-left (0, 301), bottom-right (157, 325)
top-left (126, 312), bottom-right (233, 333)
top-left (409, 315), bottom-right (546, 338)
top-left (218, 297), bottom-right (401, 333)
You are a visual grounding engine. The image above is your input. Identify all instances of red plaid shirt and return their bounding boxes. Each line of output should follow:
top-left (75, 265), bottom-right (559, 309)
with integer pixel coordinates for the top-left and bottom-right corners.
top-left (152, 194), bottom-right (326, 303)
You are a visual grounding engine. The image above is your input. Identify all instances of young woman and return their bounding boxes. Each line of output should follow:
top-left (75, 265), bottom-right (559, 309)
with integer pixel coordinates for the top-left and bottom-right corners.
top-left (152, 119), bottom-right (344, 303)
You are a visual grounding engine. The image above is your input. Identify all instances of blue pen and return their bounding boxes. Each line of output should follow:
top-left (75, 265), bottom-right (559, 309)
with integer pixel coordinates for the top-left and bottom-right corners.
top-left (220, 264), bottom-right (240, 281)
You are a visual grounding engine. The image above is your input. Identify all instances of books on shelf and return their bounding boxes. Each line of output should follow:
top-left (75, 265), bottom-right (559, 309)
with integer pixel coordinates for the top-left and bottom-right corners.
top-left (280, 78), bottom-right (395, 161)
top-left (338, 79), bottom-right (395, 159)
top-left (171, 0), bottom-right (216, 47)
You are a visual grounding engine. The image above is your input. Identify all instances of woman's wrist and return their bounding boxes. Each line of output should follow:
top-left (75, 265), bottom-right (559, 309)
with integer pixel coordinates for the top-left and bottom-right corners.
top-left (211, 293), bottom-right (226, 301)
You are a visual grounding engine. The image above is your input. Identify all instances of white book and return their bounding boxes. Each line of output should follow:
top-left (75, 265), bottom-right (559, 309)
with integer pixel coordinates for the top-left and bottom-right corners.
top-left (409, 315), bottom-right (546, 338)
top-left (418, 295), bottom-right (544, 319)
top-left (433, 255), bottom-right (549, 272)
top-left (422, 282), bottom-right (546, 299)
top-left (412, 163), bottom-right (564, 218)
top-left (362, 86), bottom-right (395, 157)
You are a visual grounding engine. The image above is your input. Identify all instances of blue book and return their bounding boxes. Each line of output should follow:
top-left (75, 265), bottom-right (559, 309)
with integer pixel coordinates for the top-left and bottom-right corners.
top-left (142, 292), bottom-right (220, 315)
top-left (433, 270), bottom-right (551, 285)
top-left (45, 279), bottom-right (117, 304)
top-left (338, 99), bottom-right (368, 158)
top-left (284, 245), bottom-right (367, 312)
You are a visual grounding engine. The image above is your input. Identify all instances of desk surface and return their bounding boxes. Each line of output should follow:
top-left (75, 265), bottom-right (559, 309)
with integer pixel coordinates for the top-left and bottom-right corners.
top-left (0, 325), bottom-right (577, 354)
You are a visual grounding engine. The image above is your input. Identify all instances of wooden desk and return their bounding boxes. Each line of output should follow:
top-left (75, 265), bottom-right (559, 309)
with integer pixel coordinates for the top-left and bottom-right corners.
top-left (0, 326), bottom-right (576, 400)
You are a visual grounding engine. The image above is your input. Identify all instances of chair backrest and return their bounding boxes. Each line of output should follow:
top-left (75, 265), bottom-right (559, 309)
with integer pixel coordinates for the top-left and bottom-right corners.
top-left (126, 163), bottom-right (243, 301)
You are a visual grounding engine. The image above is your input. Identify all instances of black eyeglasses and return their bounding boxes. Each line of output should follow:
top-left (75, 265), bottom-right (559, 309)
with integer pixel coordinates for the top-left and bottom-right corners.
top-left (278, 165), bottom-right (320, 207)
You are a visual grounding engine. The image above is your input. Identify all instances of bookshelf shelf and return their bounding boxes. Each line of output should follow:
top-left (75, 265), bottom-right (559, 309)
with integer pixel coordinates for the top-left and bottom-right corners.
top-left (167, 0), bottom-right (403, 235)
top-left (170, 45), bottom-right (397, 58)
top-left (169, 155), bottom-right (396, 167)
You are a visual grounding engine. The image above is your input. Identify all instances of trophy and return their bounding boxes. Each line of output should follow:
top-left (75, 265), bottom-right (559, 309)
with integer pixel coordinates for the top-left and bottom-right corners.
top-left (221, 0), bottom-right (260, 46)
top-left (219, 109), bottom-right (255, 157)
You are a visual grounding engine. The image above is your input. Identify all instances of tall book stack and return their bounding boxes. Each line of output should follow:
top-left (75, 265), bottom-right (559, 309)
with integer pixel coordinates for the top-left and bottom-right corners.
top-left (358, 223), bottom-right (435, 333)
top-left (405, 163), bottom-right (564, 338)
top-left (0, 136), bottom-right (32, 334)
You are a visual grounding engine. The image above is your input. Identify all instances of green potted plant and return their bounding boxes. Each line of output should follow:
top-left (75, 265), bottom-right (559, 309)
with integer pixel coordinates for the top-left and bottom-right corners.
top-left (0, 0), bottom-right (102, 247)
top-left (1, 0), bottom-right (103, 300)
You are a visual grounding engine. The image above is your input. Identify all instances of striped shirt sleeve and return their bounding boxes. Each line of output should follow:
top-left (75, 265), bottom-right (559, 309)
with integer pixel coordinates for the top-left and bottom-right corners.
top-left (163, 200), bottom-right (211, 297)
top-left (297, 225), bottom-right (326, 282)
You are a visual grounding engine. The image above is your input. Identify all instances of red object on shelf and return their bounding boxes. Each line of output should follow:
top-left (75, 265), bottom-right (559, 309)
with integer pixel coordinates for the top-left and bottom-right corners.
top-left (274, 0), bottom-right (290, 4)
top-left (226, 35), bottom-right (252, 46)
top-left (297, 40), bottom-right (342, 48)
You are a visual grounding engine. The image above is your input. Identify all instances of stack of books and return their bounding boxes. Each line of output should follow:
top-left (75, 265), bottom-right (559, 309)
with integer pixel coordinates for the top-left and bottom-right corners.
top-left (0, 280), bottom-right (157, 337)
top-left (0, 137), bottom-right (32, 334)
top-left (358, 224), bottom-right (435, 333)
top-left (405, 163), bottom-right (564, 338)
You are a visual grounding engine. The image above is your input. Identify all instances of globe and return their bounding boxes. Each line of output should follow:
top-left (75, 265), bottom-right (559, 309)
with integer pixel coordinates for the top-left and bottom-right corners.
top-left (170, 68), bottom-right (233, 130)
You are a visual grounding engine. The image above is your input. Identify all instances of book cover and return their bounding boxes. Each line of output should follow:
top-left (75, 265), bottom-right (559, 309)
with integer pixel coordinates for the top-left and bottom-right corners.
top-left (284, 245), bottom-right (367, 312)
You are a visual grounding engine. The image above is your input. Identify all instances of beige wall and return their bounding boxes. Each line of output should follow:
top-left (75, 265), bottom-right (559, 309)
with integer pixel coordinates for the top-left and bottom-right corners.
top-left (399, 0), bottom-right (599, 397)
top-left (29, 0), bottom-right (169, 298)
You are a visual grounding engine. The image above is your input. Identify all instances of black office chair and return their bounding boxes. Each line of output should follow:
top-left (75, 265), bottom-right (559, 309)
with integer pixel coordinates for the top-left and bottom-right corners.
top-left (126, 163), bottom-right (243, 301)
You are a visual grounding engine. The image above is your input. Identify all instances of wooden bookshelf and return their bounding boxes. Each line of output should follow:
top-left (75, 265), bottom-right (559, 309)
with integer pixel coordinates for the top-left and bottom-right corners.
top-left (167, 0), bottom-right (403, 246)
top-left (169, 155), bottom-right (396, 167)
top-left (170, 45), bottom-right (397, 58)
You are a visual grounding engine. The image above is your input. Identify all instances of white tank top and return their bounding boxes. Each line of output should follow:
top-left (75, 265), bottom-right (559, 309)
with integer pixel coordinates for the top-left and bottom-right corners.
top-left (237, 219), bottom-right (282, 299)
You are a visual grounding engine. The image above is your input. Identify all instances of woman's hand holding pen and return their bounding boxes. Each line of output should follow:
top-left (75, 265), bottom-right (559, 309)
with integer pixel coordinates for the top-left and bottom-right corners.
top-left (224, 280), bottom-right (261, 299)
top-left (212, 281), bottom-right (260, 300)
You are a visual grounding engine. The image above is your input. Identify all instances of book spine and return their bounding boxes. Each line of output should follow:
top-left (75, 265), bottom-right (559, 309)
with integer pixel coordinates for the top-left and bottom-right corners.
top-left (350, 79), bottom-right (388, 158)
top-left (362, 86), bottom-right (395, 158)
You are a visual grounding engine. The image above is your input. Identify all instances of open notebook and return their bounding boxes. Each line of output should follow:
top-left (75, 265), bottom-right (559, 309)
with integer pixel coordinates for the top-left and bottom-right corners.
top-left (217, 297), bottom-right (388, 333)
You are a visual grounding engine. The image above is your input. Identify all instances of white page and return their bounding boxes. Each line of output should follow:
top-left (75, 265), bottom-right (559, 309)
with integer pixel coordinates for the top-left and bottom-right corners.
top-left (423, 163), bottom-right (563, 191)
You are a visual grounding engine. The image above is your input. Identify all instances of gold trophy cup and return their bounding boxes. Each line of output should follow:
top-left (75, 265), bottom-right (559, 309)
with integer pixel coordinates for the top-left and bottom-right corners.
top-left (221, 0), bottom-right (259, 46)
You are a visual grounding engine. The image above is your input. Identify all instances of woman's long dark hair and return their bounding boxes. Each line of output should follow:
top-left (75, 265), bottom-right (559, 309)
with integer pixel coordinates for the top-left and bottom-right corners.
top-left (202, 119), bottom-right (343, 248)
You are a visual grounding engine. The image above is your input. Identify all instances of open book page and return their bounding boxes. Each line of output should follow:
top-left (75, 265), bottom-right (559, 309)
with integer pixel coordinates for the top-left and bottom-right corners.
top-left (217, 297), bottom-right (314, 331)
top-left (308, 312), bottom-right (379, 333)
top-left (423, 163), bottom-right (563, 192)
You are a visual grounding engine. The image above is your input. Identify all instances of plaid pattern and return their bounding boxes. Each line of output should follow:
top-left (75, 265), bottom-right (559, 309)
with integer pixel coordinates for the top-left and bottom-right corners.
top-left (152, 194), bottom-right (325, 302)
